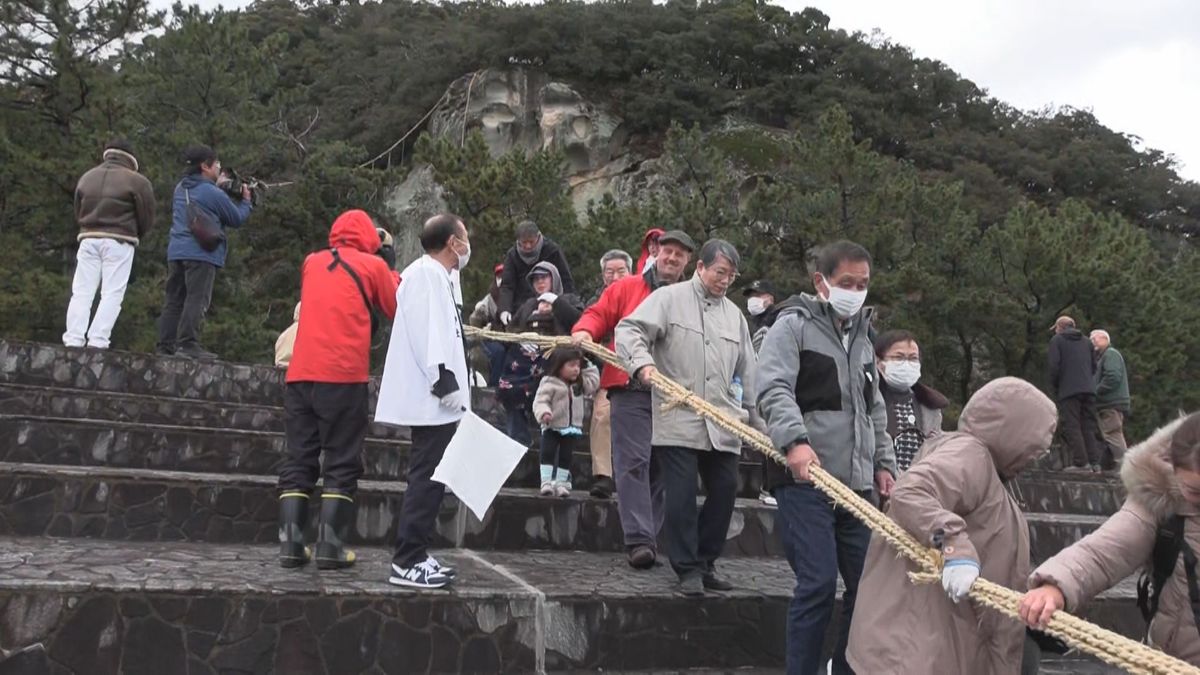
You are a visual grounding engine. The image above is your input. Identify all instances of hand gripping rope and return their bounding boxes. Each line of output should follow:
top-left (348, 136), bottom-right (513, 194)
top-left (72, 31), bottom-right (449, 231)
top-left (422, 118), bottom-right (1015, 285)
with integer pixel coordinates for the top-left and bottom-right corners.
top-left (466, 326), bottom-right (1200, 675)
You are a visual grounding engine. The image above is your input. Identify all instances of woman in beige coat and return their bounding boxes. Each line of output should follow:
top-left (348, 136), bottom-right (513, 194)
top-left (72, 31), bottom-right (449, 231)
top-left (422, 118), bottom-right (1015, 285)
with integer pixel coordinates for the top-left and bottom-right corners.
top-left (1021, 411), bottom-right (1200, 664)
top-left (847, 377), bottom-right (1058, 674)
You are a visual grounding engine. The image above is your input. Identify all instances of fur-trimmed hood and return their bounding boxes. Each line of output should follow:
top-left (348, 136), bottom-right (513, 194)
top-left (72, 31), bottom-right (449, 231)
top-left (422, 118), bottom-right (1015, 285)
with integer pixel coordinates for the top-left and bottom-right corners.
top-left (1120, 416), bottom-right (1192, 521)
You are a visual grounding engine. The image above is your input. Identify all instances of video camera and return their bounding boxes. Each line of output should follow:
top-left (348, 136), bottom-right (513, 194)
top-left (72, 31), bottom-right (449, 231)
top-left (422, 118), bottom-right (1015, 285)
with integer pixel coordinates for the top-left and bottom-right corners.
top-left (217, 167), bottom-right (265, 207)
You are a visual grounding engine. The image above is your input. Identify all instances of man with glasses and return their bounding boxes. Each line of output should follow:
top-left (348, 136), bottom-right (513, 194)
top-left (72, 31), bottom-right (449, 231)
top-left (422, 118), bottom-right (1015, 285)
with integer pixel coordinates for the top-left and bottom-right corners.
top-left (616, 239), bottom-right (761, 596)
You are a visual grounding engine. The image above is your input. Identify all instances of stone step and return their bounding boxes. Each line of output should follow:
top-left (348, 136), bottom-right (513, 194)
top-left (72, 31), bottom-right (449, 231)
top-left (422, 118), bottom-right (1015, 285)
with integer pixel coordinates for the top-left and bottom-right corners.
top-left (0, 382), bottom-right (407, 439)
top-left (0, 415), bottom-right (769, 497)
top-left (0, 538), bottom-right (791, 672)
top-left (0, 462), bottom-right (780, 557)
top-left (0, 339), bottom-right (292, 406)
top-left (0, 537), bottom-right (1144, 674)
top-left (1026, 512), bottom-right (1109, 566)
top-left (1010, 470), bottom-right (1124, 517)
top-left (0, 461), bottom-right (1109, 564)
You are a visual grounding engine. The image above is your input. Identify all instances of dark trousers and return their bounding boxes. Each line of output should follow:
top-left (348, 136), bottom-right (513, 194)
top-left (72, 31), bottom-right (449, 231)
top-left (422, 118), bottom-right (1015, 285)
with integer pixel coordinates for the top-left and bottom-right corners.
top-left (657, 445), bottom-right (739, 579)
top-left (609, 388), bottom-right (663, 549)
top-left (482, 341), bottom-right (507, 387)
top-left (156, 260), bottom-right (217, 350)
top-left (540, 429), bottom-right (573, 472)
top-left (504, 404), bottom-right (532, 447)
top-left (393, 421), bottom-right (457, 567)
top-left (776, 483), bottom-right (872, 675)
top-left (1059, 393), bottom-right (1102, 467)
top-left (278, 382), bottom-right (368, 494)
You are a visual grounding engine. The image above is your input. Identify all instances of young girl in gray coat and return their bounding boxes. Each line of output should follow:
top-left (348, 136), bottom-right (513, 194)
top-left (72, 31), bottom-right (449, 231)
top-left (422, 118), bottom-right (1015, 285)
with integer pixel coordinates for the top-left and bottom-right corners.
top-left (533, 348), bottom-right (600, 497)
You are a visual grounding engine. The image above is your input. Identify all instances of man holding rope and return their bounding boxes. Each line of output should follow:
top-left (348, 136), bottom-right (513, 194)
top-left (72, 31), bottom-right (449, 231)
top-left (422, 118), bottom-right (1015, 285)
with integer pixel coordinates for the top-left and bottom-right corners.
top-left (757, 240), bottom-right (896, 674)
top-left (616, 239), bottom-right (762, 596)
top-left (571, 230), bottom-right (695, 570)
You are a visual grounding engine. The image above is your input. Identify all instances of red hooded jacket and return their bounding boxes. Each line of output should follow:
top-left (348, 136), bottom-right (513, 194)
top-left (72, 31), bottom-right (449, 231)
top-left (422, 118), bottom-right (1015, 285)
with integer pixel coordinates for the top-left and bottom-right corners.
top-left (571, 269), bottom-right (659, 390)
top-left (635, 228), bottom-right (664, 274)
top-left (286, 210), bottom-right (400, 384)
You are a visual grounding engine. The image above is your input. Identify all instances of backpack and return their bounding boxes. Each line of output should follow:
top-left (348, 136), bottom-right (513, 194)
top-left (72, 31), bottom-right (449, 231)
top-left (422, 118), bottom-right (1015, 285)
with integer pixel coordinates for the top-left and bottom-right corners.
top-left (1136, 515), bottom-right (1200, 642)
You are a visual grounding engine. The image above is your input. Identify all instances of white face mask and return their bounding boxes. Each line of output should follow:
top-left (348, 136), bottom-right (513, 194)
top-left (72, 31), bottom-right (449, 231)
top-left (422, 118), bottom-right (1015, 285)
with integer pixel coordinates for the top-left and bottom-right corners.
top-left (882, 360), bottom-right (921, 389)
top-left (455, 239), bottom-right (471, 270)
top-left (821, 276), bottom-right (867, 318)
top-left (747, 296), bottom-right (768, 316)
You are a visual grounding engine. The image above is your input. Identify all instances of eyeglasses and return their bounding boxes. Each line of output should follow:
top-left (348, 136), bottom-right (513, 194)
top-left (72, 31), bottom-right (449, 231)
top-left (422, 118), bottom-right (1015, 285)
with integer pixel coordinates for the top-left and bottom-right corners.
top-left (707, 268), bottom-right (739, 281)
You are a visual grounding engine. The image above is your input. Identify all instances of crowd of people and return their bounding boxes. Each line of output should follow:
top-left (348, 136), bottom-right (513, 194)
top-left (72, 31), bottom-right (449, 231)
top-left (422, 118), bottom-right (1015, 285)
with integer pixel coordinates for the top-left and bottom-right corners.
top-left (60, 139), bottom-right (1200, 672)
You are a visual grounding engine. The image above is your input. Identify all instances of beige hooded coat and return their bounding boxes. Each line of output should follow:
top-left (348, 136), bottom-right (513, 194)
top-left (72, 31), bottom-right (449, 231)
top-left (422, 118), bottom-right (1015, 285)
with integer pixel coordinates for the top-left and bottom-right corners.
top-left (1029, 415), bottom-right (1200, 664)
top-left (847, 377), bottom-right (1058, 675)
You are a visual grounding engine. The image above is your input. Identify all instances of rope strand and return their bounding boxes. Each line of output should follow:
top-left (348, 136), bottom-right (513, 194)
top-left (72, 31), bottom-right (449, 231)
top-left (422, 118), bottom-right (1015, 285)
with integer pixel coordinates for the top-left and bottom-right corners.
top-left (466, 326), bottom-right (1200, 674)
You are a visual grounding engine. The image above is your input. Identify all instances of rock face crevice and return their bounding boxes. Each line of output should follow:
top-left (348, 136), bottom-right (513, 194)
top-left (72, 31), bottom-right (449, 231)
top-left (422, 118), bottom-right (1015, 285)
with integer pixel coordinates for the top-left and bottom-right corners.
top-left (386, 67), bottom-right (661, 261)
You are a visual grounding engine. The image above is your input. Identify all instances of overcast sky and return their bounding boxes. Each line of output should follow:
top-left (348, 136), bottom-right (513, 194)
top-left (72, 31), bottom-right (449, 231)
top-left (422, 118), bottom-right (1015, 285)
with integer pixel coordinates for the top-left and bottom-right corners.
top-left (161, 0), bottom-right (1200, 181)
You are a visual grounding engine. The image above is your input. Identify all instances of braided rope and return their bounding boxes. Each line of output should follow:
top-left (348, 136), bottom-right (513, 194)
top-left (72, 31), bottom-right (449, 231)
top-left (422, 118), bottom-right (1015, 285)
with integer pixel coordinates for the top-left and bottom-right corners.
top-left (467, 326), bottom-right (1200, 674)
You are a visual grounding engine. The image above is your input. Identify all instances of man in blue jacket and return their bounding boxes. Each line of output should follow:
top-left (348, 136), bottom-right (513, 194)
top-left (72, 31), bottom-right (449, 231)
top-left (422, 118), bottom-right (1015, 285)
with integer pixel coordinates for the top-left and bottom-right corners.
top-left (156, 145), bottom-right (253, 359)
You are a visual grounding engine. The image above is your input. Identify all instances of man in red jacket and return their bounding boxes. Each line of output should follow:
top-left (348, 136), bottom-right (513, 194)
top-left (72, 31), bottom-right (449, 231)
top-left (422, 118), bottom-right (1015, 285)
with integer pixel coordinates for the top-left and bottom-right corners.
top-left (276, 209), bottom-right (400, 570)
top-left (571, 230), bottom-right (695, 569)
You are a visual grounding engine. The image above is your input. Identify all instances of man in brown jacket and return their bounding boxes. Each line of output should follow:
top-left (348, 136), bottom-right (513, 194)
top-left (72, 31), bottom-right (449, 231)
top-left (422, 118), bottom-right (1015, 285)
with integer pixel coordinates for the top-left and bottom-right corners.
top-left (1022, 412), bottom-right (1200, 665)
top-left (63, 139), bottom-right (156, 349)
top-left (847, 377), bottom-right (1058, 674)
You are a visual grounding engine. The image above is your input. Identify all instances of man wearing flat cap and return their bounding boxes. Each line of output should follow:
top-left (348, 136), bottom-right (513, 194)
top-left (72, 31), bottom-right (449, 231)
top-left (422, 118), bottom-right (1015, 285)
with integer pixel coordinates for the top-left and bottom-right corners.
top-left (572, 230), bottom-right (696, 570)
top-left (1048, 315), bottom-right (1102, 472)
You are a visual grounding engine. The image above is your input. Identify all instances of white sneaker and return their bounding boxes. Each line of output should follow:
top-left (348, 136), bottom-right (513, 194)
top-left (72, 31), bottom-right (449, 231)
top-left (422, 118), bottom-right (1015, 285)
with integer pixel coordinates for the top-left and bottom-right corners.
top-left (759, 490), bottom-right (777, 507)
top-left (388, 560), bottom-right (449, 589)
top-left (425, 555), bottom-right (457, 579)
top-left (540, 481), bottom-right (555, 497)
top-left (554, 482), bottom-right (571, 498)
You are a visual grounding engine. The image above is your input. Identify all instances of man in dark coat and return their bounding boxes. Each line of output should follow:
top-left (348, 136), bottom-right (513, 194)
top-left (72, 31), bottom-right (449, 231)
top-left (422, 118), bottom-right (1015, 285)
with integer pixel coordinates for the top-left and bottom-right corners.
top-left (497, 220), bottom-right (575, 325)
top-left (1048, 315), bottom-right (1102, 472)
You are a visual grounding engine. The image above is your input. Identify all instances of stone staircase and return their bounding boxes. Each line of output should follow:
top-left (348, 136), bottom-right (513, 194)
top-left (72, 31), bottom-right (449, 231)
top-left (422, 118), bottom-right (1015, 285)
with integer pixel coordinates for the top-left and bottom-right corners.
top-left (0, 339), bottom-right (1134, 673)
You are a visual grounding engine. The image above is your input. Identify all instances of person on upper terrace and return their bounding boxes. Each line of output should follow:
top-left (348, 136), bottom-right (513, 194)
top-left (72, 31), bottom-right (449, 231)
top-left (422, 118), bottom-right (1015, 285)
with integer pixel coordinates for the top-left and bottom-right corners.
top-left (496, 220), bottom-right (575, 327)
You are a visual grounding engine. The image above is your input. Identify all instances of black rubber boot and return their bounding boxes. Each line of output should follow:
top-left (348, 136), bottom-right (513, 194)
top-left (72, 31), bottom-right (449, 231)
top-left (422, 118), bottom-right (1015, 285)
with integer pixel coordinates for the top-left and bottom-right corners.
top-left (315, 490), bottom-right (357, 570)
top-left (278, 492), bottom-right (311, 568)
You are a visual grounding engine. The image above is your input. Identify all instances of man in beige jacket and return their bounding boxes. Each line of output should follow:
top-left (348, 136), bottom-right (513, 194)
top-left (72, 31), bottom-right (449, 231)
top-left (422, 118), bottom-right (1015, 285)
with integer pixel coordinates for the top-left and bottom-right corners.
top-left (616, 239), bottom-right (759, 596)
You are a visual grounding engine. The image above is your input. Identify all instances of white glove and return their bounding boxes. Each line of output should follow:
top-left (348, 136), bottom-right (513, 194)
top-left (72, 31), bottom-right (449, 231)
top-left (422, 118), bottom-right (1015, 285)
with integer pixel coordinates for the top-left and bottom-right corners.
top-left (438, 390), bottom-right (466, 411)
top-left (500, 311), bottom-right (512, 326)
top-left (941, 559), bottom-right (980, 603)
top-left (538, 292), bottom-right (558, 304)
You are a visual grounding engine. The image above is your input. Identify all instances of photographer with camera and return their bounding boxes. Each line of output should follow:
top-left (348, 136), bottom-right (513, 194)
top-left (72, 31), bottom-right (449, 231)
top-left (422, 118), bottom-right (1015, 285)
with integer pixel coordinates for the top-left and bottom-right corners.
top-left (156, 145), bottom-right (253, 360)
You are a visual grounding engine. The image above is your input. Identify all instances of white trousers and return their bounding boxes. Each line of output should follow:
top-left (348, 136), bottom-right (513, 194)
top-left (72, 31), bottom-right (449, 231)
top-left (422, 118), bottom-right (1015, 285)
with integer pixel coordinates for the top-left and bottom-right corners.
top-left (63, 238), bottom-right (135, 349)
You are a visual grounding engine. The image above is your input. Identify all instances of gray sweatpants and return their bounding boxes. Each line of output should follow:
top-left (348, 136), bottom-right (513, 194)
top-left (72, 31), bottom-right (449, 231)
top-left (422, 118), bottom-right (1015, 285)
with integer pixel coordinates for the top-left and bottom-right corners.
top-left (608, 387), bottom-right (663, 549)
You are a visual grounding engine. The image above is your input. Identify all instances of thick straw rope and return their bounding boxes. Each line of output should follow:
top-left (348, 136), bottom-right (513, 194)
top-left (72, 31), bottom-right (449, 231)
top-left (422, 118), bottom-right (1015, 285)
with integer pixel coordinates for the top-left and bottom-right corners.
top-left (467, 326), bottom-right (1199, 675)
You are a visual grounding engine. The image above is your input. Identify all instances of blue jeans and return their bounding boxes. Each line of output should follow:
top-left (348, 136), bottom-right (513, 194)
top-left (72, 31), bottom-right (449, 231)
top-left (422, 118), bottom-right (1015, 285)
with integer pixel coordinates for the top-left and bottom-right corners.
top-left (505, 404), bottom-right (532, 447)
top-left (482, 340), bottom-right (507, 387)
top-left (775, 483), bottom-right (872, 675)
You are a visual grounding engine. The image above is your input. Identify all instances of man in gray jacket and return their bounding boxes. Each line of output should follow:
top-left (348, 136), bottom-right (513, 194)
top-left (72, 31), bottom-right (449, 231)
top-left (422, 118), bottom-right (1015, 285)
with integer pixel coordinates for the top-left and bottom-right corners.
top-left (756, 240), bottom-right (896, 675)
top-left (616, 239), bottom-right (760, 596)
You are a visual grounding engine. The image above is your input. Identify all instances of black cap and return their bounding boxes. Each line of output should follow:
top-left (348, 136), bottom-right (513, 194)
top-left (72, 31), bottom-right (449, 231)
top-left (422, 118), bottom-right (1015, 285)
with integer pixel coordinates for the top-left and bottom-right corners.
top-left (657, 230), bottom-right (696, 252)
top-left (742, 279), bottom-right (780, 298)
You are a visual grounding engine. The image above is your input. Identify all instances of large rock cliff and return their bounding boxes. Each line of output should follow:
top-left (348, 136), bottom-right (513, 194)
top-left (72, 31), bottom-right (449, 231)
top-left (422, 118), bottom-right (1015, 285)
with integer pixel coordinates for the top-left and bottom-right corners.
top-left (385, 68), bottom-right (666, 260)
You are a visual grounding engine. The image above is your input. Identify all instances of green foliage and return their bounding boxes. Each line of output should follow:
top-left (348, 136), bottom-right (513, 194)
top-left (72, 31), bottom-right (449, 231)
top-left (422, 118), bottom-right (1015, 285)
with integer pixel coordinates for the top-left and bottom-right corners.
top-left (0, 0), bottom-right (1197, 433)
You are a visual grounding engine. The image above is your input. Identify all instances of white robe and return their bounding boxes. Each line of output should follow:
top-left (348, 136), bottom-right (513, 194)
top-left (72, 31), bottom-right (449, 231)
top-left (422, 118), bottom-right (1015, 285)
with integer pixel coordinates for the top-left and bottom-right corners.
top-left (375, 256), bottom-right (471, 427)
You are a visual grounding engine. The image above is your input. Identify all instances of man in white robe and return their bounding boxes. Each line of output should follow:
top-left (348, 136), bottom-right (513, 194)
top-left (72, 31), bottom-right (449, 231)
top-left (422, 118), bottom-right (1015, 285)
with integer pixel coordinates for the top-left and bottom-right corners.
top-left (376, 213), bottom-right (472, 589)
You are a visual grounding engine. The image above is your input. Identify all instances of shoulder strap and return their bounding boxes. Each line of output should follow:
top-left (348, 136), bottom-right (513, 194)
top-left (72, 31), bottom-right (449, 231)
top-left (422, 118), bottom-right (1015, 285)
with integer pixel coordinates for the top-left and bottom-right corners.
top-left (326, 248), bottom-right (380, 334)
top-left (1181, 533), bottom-right (1200, 641)
top-left (1138, 514), bottom-right (1187, 633)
